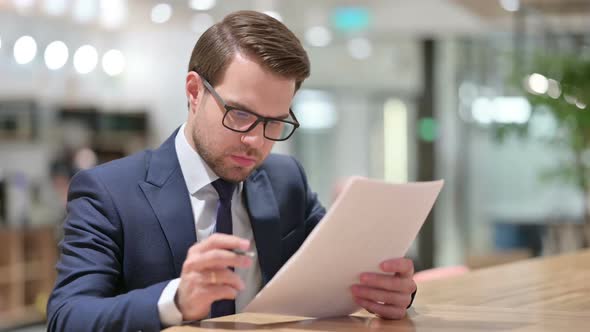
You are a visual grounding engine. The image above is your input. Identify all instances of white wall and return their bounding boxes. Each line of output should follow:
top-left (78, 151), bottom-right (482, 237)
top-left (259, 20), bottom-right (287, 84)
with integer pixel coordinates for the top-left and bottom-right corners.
top-left (0, 10), bottom-right (422, 182)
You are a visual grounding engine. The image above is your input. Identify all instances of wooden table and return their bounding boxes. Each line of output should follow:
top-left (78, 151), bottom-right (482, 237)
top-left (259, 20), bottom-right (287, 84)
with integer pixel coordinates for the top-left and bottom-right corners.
top-left (164, 249), bottom-right (590, 332)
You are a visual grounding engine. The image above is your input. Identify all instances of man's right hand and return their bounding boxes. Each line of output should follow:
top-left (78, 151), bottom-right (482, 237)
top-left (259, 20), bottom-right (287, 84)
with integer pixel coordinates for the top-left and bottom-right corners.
top-left (176, 234), bottom-right (253, 321)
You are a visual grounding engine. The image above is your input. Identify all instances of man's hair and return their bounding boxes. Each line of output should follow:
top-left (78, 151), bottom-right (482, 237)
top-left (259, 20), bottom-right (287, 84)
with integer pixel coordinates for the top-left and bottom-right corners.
top-left (188, 10), bottom-right (310, 91)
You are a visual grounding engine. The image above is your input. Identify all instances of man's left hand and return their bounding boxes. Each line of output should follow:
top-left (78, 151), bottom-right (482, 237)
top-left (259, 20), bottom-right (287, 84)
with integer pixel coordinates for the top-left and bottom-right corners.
top-left (350, 257), bottom-right (417, 320)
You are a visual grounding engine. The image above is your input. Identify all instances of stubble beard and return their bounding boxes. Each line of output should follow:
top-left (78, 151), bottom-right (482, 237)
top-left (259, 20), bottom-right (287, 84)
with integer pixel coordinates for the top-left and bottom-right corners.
top-left (191, 125), bottom-right (262, 183)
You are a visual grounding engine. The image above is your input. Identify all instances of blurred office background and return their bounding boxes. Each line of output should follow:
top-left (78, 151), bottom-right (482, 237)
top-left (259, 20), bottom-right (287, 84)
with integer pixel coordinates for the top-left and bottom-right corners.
top-left (1, 0), bottom-right (590, 329)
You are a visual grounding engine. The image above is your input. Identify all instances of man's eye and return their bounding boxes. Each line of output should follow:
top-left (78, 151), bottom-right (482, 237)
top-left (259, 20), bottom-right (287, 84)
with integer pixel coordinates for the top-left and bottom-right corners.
top-left (234, 110), bottom-right (251, 119)
top-left (266, 120), bottom-right (283, 129)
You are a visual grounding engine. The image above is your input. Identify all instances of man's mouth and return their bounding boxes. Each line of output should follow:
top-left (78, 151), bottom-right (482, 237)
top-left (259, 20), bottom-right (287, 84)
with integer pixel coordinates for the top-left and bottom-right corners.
top-left (229, 154), bottom-right (257, 167)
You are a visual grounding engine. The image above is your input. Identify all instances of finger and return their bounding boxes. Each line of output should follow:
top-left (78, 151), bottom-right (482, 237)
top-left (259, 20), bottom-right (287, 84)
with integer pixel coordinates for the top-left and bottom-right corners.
top-left (180, 269), bottom-right (244, 294)
top-left (354, 297), bottom-right (406, 320)
top-left (359, 273), bottom-right (416, 294)
top-left (177, 270), bottom-right (244, 309)
top-left (379, 258), bottom-right (414, 277)
top-left (183, 248), bottom-right (252, 272)
top-left (207, 284), bottom-right (240, 302)
top-left (200, 248), bottom-right (252, 269)
top-left (197, 233), bottom-right (251, 252)
top-left (203, 268), bottom-right (246, 291)
top-left (350, 285), bottom-right (412, 308)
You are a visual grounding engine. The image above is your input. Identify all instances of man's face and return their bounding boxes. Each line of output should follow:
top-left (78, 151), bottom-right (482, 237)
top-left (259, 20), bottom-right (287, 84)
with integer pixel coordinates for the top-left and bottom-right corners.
top-left (185, 53), bottom-right (296, 183)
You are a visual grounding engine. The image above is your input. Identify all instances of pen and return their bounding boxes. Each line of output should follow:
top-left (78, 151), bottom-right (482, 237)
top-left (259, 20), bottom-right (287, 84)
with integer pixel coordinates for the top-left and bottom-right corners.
top-left (232, 249), bottom-right (256, 258)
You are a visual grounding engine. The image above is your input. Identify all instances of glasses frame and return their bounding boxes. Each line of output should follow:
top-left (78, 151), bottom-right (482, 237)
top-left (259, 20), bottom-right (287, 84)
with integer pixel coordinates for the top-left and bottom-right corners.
top-left (199, 75), bottom-right (300, 141)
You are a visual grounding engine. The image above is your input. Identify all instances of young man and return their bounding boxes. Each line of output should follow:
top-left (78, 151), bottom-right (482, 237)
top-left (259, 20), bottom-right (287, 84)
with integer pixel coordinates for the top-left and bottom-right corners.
top-left (47, 11), bottom-right (417, 331)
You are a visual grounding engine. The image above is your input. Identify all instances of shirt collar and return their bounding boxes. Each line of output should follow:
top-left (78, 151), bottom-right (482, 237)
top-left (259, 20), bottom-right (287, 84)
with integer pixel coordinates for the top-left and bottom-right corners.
top-left (175, 123), bottom-right (243, 196)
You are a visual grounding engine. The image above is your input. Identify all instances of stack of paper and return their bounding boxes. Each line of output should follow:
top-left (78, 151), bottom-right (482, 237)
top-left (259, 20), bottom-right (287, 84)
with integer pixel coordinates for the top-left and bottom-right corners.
top-left (244, 178), bottom-right (444, 318)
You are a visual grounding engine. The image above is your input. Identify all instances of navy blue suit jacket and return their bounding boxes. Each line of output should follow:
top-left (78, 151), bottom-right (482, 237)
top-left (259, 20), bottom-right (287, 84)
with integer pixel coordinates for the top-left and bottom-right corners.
top-left (47, 130), bottom-right (326, 332)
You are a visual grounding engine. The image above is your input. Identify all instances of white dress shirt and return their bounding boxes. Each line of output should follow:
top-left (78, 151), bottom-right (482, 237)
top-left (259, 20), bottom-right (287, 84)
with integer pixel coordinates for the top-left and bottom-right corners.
top-left (157, 123), bottom-right (262, 326)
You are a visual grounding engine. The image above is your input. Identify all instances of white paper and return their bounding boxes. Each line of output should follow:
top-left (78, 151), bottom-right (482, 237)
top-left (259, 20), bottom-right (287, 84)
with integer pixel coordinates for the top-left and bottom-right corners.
top-left (244, 177), bottom-right (444, 318)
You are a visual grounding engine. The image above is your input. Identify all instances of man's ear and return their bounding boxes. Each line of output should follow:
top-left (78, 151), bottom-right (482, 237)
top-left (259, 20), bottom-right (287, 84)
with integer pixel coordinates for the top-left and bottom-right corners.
top-left (186, 72), bottom-right (203, 112)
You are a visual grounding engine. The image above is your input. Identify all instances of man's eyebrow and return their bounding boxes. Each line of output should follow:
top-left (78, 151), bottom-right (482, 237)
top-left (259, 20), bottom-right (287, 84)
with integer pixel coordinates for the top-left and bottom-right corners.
top-left (225, 99), bottom-right (256, 114)
top-left (225, 99), bottom-right (290, 119)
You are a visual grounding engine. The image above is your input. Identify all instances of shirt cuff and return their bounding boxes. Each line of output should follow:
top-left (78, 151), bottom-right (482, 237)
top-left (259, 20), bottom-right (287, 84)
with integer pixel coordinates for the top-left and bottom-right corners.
top-left (158, 278), bottom-right (183, 327)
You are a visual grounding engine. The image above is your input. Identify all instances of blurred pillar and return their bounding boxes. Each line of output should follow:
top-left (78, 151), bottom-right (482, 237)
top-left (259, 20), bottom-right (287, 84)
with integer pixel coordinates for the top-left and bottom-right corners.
top-left (417, 39), bottom-right (436, 269)
top-left (513, 6), bottom-right (525, 70)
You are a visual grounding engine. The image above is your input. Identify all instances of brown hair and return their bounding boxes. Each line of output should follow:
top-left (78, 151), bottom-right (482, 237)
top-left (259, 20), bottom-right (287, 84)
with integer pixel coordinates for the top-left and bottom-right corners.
top-left (188, 10), bottom-right (310, 91)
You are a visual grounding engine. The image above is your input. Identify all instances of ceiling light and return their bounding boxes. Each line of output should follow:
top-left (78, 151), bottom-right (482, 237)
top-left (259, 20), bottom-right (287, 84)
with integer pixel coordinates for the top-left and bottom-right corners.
top-left (499, 0), bottom-right (520, 12)
top-left (347, 37), bottom-right (372, 60)
top-left (189, 0), bottom-right (215, 11)
top-left (74, 45), bottom-right (98, 74)
top-left (43, 0), bottom-right (68, 16)
top-left (100, 0), bottom-right (127, 29)
top-left (73, 0), bottom-right (98, 23)
top-left (44, 40), bottom-right (69, 70)
top-left (547, 79), bottom-right (561, 99)
top-left (14, 35), bottom-right (37, 65)
top-left (305, 26), bottom-right (332, 47)
top-left (527, 73), bottom-right (548, 95)
top-left (12, 0), bottom-right (35, 14)
top-left (151, 3), bottom-right (172, 24)
top-left (102, 49), bottom-right (125, 76)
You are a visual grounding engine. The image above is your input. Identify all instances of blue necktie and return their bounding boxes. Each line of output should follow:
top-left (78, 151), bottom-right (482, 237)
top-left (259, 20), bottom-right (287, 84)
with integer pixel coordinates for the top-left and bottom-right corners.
top-left (210, 178), bottom-right (236, 317)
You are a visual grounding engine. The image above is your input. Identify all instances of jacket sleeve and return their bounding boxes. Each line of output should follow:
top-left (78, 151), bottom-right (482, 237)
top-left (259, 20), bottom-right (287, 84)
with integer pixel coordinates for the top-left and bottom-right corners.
top-left (47, 169), bottom-right (168, 332)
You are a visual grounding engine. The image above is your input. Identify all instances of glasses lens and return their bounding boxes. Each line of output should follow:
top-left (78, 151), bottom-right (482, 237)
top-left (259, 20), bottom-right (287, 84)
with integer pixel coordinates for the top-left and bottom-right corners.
top-left (224, 109), bottom-right (257, 131)
top-left (266, 121), bottom-right (295, 140)
top-left (224, 108), bottom-right (297, 140)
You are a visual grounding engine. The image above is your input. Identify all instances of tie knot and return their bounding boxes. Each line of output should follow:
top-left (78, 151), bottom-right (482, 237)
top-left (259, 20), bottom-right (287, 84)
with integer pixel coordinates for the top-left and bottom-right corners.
top-left (212, 179), bottom-right (236, 202)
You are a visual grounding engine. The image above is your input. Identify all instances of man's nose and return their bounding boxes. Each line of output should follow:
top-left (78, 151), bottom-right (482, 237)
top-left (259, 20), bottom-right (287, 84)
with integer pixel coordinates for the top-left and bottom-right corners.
top-left (241, 122), bottom-right (265, 149)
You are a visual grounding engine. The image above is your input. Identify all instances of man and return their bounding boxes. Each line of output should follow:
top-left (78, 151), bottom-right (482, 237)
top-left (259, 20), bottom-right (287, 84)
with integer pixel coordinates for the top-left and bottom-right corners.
top-left (47, 11), bottom-right (417, 332)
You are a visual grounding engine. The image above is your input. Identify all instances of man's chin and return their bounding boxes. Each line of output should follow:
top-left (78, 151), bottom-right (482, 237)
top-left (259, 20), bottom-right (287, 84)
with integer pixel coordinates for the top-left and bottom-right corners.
top-left (218, 165), bottom-right (257, 183)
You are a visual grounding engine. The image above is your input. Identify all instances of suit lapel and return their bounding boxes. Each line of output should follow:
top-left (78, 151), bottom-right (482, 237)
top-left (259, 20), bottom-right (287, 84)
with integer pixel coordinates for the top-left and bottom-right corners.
top-left (138, 128), bottom-right (283, 282)
top-left (139, 129), bottom-right (196, 276)
top-left (244, 170), bottom-right (282, 285)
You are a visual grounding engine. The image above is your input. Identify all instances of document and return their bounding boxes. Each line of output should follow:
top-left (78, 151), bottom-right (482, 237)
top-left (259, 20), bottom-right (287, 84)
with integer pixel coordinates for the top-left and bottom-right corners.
top-left (244, 177), bottom-right (444, 318)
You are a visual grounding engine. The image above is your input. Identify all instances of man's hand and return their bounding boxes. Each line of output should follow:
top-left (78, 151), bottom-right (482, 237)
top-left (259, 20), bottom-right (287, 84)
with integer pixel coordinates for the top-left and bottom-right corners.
top-left (350, 257), bottom-right (417, 320)
top-left (176, 234), bottom-right (253, 321)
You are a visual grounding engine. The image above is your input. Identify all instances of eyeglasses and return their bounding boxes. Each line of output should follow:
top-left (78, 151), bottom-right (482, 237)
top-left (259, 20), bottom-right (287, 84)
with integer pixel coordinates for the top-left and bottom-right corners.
top-left (199, 76), bottom-right (300, 141)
